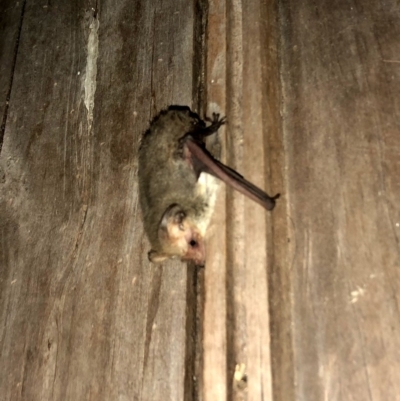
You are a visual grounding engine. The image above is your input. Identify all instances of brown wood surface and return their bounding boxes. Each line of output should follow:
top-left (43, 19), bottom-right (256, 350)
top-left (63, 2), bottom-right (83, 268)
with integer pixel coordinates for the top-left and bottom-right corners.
top-left (203, 0), bottom-right (400, 400)
top-left (277, 0), bottom-right (400, 400)
top-left (1, 0), bottom-right (399, 400)
top-left (0, 1), bottom-right (200, 400)
top-left (0, 1), bottom-right (24, 151)
top-left (203, 1), bottom-right (277, 400)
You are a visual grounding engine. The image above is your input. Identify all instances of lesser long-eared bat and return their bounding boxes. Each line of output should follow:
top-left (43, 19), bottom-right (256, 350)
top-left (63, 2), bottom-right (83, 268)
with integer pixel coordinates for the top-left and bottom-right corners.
top-left (138, 105), bottom-right (279, 266)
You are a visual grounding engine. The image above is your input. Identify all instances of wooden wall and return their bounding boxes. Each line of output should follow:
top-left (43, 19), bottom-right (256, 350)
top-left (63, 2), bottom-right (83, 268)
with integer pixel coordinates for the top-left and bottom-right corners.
top-left (1, 1), bottom-right (399, 400)
top-left (277, 1), bottom-right (400, 400)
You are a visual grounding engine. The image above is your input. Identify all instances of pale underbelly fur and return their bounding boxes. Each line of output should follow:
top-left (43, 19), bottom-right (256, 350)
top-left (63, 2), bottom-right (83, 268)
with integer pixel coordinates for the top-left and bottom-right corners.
top-left (195, 172), bottom-right (220, 236)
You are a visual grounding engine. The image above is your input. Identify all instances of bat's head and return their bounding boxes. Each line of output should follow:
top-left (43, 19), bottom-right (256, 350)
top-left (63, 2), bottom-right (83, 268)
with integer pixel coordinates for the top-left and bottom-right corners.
top-left (148, 204), bottom-right (206, 266)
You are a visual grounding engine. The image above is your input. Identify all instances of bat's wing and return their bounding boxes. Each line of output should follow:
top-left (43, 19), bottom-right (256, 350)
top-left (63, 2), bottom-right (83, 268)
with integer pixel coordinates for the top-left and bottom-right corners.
top-left (184, 136), bottom-right (279, 211)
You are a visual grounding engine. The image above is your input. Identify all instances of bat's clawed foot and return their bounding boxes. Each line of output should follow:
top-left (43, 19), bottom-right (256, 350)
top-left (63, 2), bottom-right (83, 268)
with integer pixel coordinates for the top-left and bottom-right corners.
top-left (197, 112), bottom-right (226, 138)
top-left (188, 113), bottom-right (226, 140)
top-left (205, 112), bottom-right (226, 127)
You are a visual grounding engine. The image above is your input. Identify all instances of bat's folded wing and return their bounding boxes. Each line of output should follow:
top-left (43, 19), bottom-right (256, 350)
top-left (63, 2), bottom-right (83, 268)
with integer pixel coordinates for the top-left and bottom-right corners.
top-left (184, 136), bottom-right (279, 211)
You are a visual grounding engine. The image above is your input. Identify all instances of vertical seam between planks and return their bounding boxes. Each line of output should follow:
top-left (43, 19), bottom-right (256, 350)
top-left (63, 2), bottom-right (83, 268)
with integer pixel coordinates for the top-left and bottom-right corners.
top-left (0, 0), bottom-right (27, 154)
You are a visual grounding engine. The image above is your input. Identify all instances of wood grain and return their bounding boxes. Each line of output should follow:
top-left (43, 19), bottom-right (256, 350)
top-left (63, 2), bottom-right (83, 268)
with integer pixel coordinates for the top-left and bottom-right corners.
top-left (204, 1), bottom-right (400, 401)
top-left (203, 1), bottom-right (277, 400)
top-left (202, 1), bottom-right (227, 401)
top-left (0, 0), bottom-right (24, 151)
top-left (2, 0), bottom-right (399, 400)
top-left (0, 1), bottom-right (198, 400)
top-left (279, 0), bottom-right (400, 400)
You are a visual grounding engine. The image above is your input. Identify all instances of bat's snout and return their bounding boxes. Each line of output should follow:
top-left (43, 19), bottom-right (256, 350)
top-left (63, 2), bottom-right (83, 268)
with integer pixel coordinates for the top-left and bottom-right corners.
top-left (181, 231), bottom-right (206, 266)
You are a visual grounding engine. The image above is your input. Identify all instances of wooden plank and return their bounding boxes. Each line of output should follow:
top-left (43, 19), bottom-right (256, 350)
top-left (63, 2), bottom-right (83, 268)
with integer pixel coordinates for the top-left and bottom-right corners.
top-left (0, 1), bottom-right (198, 400)
top-left (203, 1), bottom-right (278, 400)
top-left (202, 1), bottom-right (227, 401)
top-left (278, 0), bottom-right (400, 400)
top-left (263, 2), bottom-right (296, 401)
top-left (0, 0), bottom-right (24, 151)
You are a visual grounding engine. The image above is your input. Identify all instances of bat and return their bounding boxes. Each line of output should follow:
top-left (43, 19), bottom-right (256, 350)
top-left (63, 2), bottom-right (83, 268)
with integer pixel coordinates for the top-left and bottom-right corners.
top-left (138, 105), bottom-right (279, 265)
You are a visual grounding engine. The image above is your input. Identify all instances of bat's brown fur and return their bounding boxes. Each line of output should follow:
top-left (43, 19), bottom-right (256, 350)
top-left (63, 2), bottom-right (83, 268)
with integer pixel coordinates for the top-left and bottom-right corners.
top-left (138, 105), bottom-right (278, 265)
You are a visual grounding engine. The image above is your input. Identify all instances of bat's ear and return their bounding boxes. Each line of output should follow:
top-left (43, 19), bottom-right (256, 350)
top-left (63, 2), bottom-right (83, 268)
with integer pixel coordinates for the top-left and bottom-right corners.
top-left (158, 204), bottom-right (186, 240)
